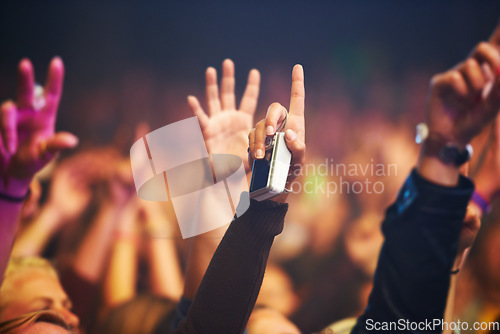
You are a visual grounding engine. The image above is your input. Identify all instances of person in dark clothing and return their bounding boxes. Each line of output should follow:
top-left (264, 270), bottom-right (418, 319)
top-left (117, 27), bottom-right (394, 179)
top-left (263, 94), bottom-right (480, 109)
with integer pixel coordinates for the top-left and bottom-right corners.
top-left (351, 23), bottom-right (500, 334)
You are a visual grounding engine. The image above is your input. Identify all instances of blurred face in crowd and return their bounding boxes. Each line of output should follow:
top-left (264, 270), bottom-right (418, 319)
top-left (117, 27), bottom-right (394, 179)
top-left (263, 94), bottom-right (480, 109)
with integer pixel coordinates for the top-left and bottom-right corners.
top-left (0, 268), bottom-right (79, 331)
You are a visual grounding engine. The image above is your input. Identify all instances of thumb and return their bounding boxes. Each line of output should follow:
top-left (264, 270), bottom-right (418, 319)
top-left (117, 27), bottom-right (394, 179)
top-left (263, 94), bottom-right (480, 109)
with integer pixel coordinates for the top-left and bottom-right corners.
top-left (44, 132), bottom-right (79, 155)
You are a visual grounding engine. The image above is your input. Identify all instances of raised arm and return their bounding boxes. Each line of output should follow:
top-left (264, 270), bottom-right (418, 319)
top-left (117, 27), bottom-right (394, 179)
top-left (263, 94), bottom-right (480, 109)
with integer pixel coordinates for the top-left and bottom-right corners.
top-left (102, 199), bottom-right (140, 308)
top-left (161, 64), bottom-right (305, 334)
top-left (182, 59), bottom-right (260, 301)
top-left (141, 199), bottom-right (184, 302)
top-left (0, 58), bottom-right (78, 286)
top-left (352, 23), bottom-right (500, 334)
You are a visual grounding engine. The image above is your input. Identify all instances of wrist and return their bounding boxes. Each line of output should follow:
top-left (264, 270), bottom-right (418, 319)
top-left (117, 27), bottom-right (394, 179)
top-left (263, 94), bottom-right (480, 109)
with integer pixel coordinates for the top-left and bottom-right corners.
top-left (417, 155), bottom-right (461, 187)
top-left (473, 176), bottom-right (499, 203)
top-left (269, 180), bottom-right (294, 204)
top-left (426, 110), bottom-right (472, 147)
top-left (471, 190), bottom-right (491, 216)
top-left (421, 132), bottom-right (472, 166)
top-left (416, 124), bottom-right (471, 187)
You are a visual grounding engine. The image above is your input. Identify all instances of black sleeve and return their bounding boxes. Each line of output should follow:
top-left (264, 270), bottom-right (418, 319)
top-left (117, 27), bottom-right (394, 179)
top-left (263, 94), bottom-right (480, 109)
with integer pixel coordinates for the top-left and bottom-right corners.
top-left (352, 169), bottom-right (474, 334)
top-left (154, 197), bottom-right (288, 334)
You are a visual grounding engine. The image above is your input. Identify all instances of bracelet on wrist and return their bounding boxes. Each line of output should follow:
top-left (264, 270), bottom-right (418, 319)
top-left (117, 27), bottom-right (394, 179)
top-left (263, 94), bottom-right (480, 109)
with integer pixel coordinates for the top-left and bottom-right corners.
top-left (471, 191), bottom-right (491, 215)
top-left (0, 189), bottom-right (31, 203)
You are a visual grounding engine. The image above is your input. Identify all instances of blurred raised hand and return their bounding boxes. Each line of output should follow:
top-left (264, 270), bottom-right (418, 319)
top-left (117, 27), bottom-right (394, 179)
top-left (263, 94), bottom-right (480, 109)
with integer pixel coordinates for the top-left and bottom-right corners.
top-left (419, 24), bottom-right (500, 186)
top-left (0, 58), bottom-right (78, 195)
top-left (187, 59), bottom-right (260, 171)
top-left (1, 57), bottom-right (77, 286)
top-left (426, 25), bottom-right (500, 147)
top-left (46, 148), bottom-right (129, 222)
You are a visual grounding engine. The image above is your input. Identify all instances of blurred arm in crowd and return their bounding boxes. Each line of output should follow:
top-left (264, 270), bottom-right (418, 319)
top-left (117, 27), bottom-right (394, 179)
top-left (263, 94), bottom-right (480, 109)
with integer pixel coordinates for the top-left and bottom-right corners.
top-left (350, 22), bottom-right (500, 334)
top-left (0, 57), bottom-right (78, 286)
top-left (102, 197), bottom-right (184, 309)
top-left (0, 58), bottom-right (79, 333)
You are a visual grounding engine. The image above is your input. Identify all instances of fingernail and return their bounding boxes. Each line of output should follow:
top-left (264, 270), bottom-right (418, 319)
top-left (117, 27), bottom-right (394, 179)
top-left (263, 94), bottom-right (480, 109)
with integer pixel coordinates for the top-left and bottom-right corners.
top-left (255, 149), bottom-right (264, 159)
top-left (68, 134), bottom-right (79, 147)
top-left (266, 125), bottom-right (274, 135)
top-left (285, 129), bottom-right (297, 141)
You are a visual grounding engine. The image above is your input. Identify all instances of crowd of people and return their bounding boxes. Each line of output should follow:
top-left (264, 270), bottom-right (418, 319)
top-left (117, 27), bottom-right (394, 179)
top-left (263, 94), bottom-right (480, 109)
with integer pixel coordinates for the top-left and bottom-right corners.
top-left (1, 19), bottom-right (500, 334)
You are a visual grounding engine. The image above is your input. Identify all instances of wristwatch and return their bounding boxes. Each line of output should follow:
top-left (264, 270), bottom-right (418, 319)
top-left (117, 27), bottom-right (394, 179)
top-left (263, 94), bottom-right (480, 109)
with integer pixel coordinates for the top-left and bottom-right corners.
top-left (416, 123), bottom-right (473, 167)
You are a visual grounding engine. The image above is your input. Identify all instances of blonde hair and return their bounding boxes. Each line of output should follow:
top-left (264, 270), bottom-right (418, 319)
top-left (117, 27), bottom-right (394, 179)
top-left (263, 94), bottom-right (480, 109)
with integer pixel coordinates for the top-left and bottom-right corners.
top-left (0, 256), bottom-right (59, 315)
top-left (3, 256), bottom-right (58, 279)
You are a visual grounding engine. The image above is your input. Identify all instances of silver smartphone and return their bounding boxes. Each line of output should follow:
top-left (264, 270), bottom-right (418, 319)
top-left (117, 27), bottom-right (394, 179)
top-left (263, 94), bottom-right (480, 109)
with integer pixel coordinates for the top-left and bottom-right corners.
top-left (249, 132), bottom-right (292, 201)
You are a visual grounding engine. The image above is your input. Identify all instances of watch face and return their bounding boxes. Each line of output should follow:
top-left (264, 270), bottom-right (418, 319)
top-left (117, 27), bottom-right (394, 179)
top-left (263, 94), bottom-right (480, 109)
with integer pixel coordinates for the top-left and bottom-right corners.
top-left (439, 143), bottom-right (472, 166)
top-left (440, 145), bottom-right (459, 164)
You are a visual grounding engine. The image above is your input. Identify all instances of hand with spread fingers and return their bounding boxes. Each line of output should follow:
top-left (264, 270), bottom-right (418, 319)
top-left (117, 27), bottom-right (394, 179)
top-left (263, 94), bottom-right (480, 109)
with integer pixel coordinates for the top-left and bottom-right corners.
top-left (0, 57), bottom-right (78, 196)
top-left (248, 64), bottom-right (305, 202)
top-left (187, 59), bottom-right (260, 171)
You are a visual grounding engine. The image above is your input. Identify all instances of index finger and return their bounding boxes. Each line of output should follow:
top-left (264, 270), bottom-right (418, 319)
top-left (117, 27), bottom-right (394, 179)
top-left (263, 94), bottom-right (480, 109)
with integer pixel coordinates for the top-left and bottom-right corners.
top-left (16, 58), bottom-right (35, 109)
top-left (289, 64), bottom-right (305, 116)
top-left (488, 21), bottom-right (500, 47)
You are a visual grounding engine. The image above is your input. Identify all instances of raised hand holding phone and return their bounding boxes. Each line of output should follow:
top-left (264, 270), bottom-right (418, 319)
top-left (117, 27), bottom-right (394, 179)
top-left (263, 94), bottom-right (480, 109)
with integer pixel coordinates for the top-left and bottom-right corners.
top-left (248, 64), bottom-right (305, 202)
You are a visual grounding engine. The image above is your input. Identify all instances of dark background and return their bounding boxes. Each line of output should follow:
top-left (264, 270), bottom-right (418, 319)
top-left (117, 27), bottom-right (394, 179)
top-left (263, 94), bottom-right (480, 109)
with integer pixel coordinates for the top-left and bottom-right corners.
top-left (1, 1), bottom-right (499, 145)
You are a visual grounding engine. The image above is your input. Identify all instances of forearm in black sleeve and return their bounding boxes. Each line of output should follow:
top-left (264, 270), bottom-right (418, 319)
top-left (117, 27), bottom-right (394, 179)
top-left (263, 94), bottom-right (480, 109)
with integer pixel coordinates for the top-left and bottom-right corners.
top-left (352, 169), bottom-right (474, 334)
top-left (173, 198), bottom-right (288, 334)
